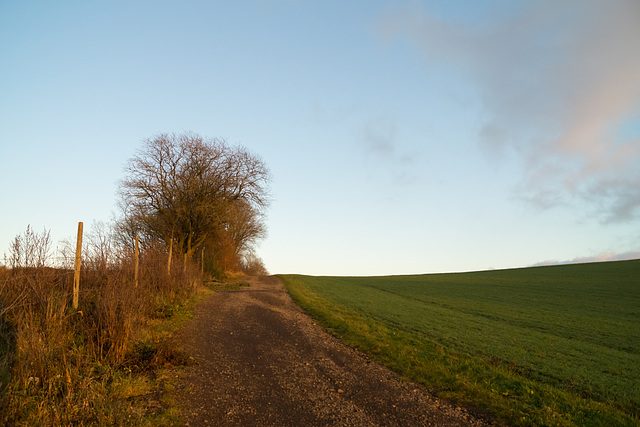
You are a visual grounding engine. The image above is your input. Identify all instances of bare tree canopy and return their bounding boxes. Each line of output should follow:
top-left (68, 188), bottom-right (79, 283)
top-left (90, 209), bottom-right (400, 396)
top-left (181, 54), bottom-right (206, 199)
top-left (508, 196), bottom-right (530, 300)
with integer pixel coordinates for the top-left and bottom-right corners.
top-left (118, 132), bottom-right (270, 266)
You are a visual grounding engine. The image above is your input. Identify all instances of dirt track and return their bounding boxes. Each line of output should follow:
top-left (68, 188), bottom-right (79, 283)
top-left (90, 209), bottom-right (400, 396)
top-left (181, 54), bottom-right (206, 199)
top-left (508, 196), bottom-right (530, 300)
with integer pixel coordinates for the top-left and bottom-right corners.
top-left (174, 276), bottom-right (490, 426)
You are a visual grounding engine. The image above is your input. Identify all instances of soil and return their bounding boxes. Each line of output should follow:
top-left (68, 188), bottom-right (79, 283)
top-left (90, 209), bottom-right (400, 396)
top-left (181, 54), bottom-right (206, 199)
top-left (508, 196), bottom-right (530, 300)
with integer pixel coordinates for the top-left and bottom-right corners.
top-left (173, 275), bottom-right (492, 426)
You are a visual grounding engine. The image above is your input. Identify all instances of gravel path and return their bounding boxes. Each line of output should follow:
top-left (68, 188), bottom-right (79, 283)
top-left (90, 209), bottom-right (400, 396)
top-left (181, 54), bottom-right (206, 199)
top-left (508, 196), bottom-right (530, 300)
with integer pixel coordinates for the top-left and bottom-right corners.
top-left (174, 276), bottom-right (491, 426)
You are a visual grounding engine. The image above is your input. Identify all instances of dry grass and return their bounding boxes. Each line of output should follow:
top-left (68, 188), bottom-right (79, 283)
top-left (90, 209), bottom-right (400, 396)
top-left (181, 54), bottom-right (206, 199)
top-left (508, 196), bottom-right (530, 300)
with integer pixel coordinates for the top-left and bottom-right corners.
top-left (0, 226), bottom-right (204, 425)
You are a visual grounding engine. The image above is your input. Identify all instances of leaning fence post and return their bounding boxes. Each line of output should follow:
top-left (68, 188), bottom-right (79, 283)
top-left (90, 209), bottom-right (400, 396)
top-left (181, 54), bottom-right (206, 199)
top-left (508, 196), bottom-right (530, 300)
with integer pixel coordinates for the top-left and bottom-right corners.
top-left (201, 247), bottom-right (204, 277)
top-left (73, 222), bottom-right (83, 310)
top-left (167, 239), bottom-right (173, 276)
top-left (134, 235), bottom-right (139, 288)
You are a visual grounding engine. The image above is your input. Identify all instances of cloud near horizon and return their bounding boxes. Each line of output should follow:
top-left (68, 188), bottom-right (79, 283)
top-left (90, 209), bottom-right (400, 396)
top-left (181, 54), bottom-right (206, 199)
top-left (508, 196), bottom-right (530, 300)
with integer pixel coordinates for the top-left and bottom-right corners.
top-left (530, 250), bottom-right (640, 267)
top-left (382, 0), bottom-right (640, 222)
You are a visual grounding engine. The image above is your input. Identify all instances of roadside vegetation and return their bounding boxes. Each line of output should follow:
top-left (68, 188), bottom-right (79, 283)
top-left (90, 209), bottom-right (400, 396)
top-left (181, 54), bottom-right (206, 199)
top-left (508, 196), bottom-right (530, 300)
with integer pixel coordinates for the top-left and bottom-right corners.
top-left (280, 259), bottom-right (640, 426)
top-left (0, 132), bottom-right (270, 425)
top-left (0, 226), bottom-right (204, 425)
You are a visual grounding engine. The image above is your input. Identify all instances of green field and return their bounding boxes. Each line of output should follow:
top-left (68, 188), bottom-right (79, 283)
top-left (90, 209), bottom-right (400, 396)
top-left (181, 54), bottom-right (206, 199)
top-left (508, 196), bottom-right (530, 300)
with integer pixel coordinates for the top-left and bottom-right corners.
top-left (279, 259), bottom-right (640, 426)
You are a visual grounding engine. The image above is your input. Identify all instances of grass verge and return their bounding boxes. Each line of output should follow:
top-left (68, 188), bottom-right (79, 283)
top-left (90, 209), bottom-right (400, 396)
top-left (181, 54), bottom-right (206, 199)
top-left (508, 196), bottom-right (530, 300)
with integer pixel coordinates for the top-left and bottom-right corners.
top-left (125, 284), bottom-right (215, 426)
top-left (280, 262), bottom-right (640, 427)
top-left (0, 230), bottom-right (217, 427)
top-left (0, 282), bottom-right (213, 426)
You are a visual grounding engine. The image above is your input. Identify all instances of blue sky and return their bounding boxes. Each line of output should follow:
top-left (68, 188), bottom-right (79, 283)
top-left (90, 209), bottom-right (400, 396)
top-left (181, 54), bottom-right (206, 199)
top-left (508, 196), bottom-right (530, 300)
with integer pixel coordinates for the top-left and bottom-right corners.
top-left (1, 0), bottom-right (639, 275)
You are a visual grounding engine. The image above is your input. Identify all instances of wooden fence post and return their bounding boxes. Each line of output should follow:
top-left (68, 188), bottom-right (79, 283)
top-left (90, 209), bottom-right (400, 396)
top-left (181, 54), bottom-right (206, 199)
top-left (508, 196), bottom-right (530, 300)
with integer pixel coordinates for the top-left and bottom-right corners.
top-left (73, 222), bottom-right (83, 310)
top-left (134, 235), bottom-right (139, 287)
top-left (167, 239), bottom-right (172, 276)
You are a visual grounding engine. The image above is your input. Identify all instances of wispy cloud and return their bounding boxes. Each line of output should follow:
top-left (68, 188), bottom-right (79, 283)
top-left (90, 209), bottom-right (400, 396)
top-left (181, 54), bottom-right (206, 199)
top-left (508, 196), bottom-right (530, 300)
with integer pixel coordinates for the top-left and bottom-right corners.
top-left (381, 0), bottom-right (640, 222)
top-left (358, 115), bottom-right (418, 186)
top-left (531, 251), bottom-right (640, 267)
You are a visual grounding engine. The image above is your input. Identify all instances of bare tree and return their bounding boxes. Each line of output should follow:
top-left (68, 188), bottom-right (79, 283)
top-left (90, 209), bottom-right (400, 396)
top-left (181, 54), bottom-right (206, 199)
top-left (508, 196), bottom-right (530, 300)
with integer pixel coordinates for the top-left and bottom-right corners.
top-left (85, 221), bottom-right (115, 271)
top-left (225, 199), bottom-right (267, 258)
top-left (118, 132), bottom-right (270, 270)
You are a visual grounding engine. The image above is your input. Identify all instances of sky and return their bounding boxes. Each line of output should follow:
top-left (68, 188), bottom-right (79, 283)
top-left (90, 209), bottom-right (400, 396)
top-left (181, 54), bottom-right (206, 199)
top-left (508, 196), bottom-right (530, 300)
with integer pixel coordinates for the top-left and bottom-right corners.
top-left (1, 0), bottom-right (639, 276)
